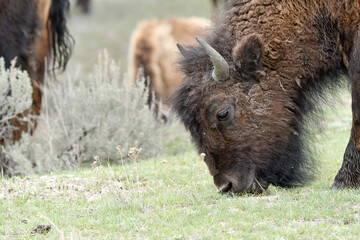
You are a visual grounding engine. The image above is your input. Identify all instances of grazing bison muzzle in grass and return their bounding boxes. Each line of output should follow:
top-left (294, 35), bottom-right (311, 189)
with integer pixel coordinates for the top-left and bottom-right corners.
top-left (172, 0), bottom-right (360, 194)
top-left (0, 0), bottom-right (73, 141)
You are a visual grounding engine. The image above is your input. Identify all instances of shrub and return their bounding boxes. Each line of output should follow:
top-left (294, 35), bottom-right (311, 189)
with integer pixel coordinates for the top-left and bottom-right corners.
top-left (0, 58), bottom-right (33, 143)
top-left (1, 52), bottom-right (190, 176)
top-left (0, 58), bottom-right (33, 175)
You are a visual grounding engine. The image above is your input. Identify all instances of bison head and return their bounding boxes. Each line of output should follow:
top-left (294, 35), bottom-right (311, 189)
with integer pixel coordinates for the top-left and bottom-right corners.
top-left (172, 34), bottom-right (314, 195)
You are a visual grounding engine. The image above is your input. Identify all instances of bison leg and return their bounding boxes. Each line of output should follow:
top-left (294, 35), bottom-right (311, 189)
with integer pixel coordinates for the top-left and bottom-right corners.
top-left (331, 140), bottom-right (360, 189)
top-left (331, 38), bottom-right (360, 189)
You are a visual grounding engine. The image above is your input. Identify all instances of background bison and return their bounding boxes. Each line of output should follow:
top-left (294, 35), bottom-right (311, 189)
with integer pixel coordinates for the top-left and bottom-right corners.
top-left (128, 17), bottom-right (209, 118)
top-left (0, 0), bottom-right (73, 142)
top-left (127, 0), bottom-right (230, 118)
top-left (173, 0), bottom-right (360, 194)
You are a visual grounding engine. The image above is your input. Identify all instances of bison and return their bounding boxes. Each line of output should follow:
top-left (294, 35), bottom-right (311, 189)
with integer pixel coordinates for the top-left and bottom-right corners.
top-left (0, 0), bottom-right (73, 141)
top-left (173, 0), bottom-right (360, 194)
top-left (128, 17), bottom-right (210, 118)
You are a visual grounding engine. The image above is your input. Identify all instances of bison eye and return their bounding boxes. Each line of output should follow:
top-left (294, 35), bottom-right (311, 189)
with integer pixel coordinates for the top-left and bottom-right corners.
top-left (217, 107), bottom-right (230, 121)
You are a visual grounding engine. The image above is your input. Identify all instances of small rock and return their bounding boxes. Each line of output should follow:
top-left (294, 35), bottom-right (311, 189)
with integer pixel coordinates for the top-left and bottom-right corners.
top-left (30, 224), bottom-right (51, 235)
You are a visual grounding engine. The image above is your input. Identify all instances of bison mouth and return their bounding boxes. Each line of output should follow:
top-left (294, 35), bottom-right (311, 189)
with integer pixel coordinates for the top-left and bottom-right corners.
top-left (205, 151), bottom-right (270, 195)
top-left (215, 170), bottom-right (269, 195)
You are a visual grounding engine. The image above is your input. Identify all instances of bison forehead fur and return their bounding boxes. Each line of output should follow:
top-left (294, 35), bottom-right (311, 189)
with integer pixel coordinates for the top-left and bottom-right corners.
top-left (171, 0), bottom-right (360, 194)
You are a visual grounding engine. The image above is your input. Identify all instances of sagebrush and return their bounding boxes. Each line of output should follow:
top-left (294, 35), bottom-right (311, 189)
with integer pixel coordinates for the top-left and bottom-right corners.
top-left (0, 58), bottom-right (33, 175)
top-left (0, 58), bottom-right (33, 142)
top-left (1, 52), bottom-right (190, 176)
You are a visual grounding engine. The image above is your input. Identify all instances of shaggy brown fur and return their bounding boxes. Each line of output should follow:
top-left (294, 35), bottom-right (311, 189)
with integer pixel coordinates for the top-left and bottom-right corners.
top-left (0, 0), bottom-right (73, 142)
top-left (172, 0), bottom-right (360, 194)
top-left (128, 17), bottom-right (209, 117)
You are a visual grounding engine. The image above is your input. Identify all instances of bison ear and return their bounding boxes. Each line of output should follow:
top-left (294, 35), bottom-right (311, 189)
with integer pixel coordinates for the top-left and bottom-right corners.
top-left (232, 34), bottom-right (264, 72)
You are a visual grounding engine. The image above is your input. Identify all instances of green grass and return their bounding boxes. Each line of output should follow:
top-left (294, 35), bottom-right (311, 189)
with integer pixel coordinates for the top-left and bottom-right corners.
top-left (1, 0), bottom-right (360, 239)
top-left (1, 93), bottom-right (360, 239)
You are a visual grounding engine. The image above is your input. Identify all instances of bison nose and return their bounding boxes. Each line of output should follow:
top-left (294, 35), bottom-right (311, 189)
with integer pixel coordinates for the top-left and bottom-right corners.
top-left (218, 182), bottom-right (233, 194)
top-left (214, 174), bottom-right (233, 194)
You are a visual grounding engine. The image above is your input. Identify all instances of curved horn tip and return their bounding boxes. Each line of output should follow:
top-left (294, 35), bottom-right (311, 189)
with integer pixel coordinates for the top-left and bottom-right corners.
top-left (195, 36), bottom-right (206, 46)
top-left (176, 43), bottom-right (187, 56)
top-left (195, 36), bottom-right (230, 82)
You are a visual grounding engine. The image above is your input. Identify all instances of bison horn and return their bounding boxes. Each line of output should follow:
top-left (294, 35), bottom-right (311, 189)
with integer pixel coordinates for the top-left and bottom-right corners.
top-left (195, 36), bottom-right (230, 82)
top-left (176, 43), bottom-right (188, 56)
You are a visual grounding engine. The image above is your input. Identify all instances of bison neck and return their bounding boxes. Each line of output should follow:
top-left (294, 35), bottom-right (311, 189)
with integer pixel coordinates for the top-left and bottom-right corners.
top-left (252, 57), bottom-right (348, 186)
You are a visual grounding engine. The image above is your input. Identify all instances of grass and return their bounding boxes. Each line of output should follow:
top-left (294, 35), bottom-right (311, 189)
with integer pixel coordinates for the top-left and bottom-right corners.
top-left (1, 0), bottom-right (360, 239)
top-left (1, 92), bottom-right (360, 239)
